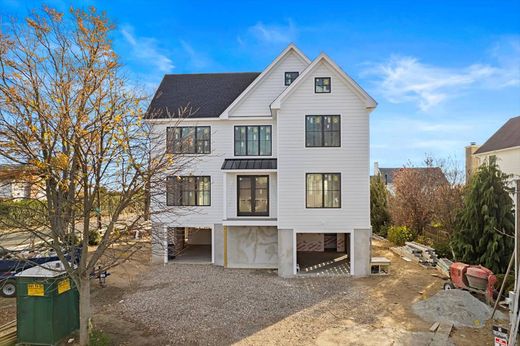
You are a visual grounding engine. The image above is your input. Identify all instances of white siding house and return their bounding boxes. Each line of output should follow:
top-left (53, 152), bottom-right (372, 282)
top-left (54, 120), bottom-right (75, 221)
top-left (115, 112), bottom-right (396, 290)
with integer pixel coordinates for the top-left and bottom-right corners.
top-left (146, 44), bottom-right (376, 277)
top-left (468, 116), bottom-right (520, 182)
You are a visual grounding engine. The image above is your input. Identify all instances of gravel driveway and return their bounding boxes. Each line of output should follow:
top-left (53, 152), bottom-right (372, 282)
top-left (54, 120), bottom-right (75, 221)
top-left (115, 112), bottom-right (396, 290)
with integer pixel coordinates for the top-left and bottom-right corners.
top-left (119, 263), bottom-right (367, 345)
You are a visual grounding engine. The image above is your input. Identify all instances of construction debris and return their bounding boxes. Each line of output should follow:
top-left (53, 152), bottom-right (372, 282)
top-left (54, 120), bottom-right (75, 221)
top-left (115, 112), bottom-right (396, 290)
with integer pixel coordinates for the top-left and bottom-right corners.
top-left (391, 241), bottom-right (438, 267)
top-left (429, 321), bottom-right (440, 332)
top-left (430, 322), bottom-right (454, 346)
top-left (0, 320), bottom-right (16, 345)
top-left (436, 258), bottom-right (453, 277)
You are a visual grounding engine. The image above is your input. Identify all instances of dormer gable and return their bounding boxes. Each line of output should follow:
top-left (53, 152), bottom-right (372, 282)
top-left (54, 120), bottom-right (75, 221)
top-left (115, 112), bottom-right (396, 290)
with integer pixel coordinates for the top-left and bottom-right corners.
top-left (271, 53), bottom-right (377, 112)
top-left (220, 44), bottom-right (310, 118)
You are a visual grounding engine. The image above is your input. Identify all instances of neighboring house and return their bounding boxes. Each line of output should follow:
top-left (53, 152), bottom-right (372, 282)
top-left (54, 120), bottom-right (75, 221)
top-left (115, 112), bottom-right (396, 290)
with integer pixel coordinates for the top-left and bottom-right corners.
top-left (373, 162), bottom-right (447, 194)
top-left (146, 44), bottom-right (377, 277)
top-left (466, 116), bottom-right (520, 182)
top-left (0, 164), bottom-right (42, 200)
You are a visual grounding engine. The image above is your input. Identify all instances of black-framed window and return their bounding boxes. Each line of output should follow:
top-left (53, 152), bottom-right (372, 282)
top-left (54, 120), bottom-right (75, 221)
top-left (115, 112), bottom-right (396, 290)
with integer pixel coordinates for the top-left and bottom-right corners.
top-left (306, 173), bottom-right (341, 208)
top-left (237, 175), bottom-right (269, 216)
top-left (315, 77), bottom-right (331, 93)
top-left (166, 176), bottom-right (211, 206)
top-left (306, 115), bottom-right (340, 147)
top-left (285, 72), bottom-right (299, 86)
top-left (234, 126), bottom-right (272, 156)
top-left (166, 126), bottom-right (210, 154)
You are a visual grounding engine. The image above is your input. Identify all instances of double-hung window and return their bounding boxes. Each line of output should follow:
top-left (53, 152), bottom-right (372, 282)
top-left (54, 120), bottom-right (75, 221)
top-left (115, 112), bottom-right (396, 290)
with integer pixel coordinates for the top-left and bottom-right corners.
top-left (237, 175), bottom-right (269, 216)
top-left (166, 176), bottom-right (211, 206)
top-left (306, 115), bottom-right (340, 147)
top-left (234, 126), bottom-right (272, 156)
top-left (306, 173), bottom-right (341, 208)
top-left (166, 126), bottom-right (210, 154)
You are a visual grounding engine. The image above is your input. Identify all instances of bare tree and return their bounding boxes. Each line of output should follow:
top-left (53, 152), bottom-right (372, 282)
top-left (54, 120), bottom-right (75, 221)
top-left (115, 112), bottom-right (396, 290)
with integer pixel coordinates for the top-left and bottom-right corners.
top-left (0, 7), bottom-right (194, 345)
top-left (389, 155), bottom-right (462, 236)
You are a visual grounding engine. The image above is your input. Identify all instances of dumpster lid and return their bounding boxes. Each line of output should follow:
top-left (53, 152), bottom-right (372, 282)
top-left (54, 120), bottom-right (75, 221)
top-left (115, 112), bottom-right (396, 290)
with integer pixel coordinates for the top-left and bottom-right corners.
top-left (15, 260), bottom-right (73, 278)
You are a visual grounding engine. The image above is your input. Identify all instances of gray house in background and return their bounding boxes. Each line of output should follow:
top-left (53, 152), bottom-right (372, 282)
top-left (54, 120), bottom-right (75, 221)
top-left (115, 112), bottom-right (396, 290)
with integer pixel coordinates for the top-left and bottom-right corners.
top-left (373, 162), bottom-right (447, 194)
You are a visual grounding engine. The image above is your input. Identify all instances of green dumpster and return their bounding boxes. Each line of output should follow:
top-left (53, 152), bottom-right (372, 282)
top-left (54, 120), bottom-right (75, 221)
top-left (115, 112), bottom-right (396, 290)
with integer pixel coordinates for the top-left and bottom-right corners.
top-left (15, 260), bottom-right (79, 346)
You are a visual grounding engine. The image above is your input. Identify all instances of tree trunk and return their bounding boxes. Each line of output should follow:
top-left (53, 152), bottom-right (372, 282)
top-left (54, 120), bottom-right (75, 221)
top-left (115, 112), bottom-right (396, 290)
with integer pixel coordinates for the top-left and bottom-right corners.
top-left (78, 277), bottom-right (91, 346)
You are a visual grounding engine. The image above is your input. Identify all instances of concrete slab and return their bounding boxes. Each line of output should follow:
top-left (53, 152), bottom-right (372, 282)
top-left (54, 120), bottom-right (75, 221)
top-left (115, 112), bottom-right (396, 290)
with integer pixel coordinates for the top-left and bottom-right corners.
top-left (297, 251), bottom-right (350, 276)
top-left (172, 245), bottom-right (211, 264)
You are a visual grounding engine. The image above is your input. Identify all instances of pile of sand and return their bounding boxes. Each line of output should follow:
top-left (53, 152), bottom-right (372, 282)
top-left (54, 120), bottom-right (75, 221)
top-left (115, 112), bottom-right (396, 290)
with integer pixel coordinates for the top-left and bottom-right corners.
top-left (412, 289), bottom-right (505, 328)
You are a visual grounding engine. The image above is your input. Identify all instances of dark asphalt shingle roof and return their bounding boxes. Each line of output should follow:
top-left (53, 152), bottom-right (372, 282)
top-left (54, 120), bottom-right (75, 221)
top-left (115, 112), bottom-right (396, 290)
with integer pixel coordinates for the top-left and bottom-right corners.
top-left (474, 116), bottom-right (520, 154)
top-left (221, 159), bottom-right (277, 170)
top-left (376, 167), bottom-right (446, 185)
top-left (145, 73), bottom-right (260, 119)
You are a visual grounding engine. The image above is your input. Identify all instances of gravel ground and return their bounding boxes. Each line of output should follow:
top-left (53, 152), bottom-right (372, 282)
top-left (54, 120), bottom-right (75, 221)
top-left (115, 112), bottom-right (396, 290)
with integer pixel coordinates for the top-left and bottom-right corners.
top-left (412, 289), bottom-right (505, 328)
top-left (119, 263), bottom-right (366, 345)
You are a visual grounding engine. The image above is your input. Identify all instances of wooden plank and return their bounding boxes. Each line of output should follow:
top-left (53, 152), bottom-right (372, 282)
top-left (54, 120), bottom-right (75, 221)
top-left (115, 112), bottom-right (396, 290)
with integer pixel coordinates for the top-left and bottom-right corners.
top-left (429, 321), bottom-right (440, 332)
top-left (429, 322), bottom-right (453, 346)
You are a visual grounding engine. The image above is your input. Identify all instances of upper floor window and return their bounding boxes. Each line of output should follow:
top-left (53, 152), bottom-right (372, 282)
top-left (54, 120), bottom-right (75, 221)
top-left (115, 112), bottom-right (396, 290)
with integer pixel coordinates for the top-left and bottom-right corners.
top-left (306, 115), bottom-right (340, 147)
top-left (285, 72), bottom-right (299, 86)
top-left (166, 176), bottom-right (211, 206)
top-left (315, 77), bottom-right (331, 93)
top-left (166, 126), bottom-right (210, 154)
top-left (306, 173), bottom-right (341, 208)
top-left (238, 175), bottom-right (269, 216)
top-left (234, 126), bottom-right (272, 156)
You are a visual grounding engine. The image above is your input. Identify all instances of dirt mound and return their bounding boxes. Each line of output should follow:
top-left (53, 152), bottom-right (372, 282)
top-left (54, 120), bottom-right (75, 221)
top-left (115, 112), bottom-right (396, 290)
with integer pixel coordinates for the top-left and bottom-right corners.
top-left (412, 289), bottom-right (505, 328)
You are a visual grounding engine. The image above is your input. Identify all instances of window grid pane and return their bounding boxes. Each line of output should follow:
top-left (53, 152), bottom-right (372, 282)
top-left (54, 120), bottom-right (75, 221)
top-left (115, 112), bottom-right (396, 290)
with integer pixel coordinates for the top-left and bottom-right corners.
top-left (167, 126), bottom-right (211, 154)
top-left (306, 115), bottom-right (340, 147)
top-left (315, 77), bottom-right (331, 93)
top-left (306, 173), bottom-right (340, 208)
top-left (238, 176), bottom-right (269, 216)
top-left (285, 72), bottom-right (299, 86)
top-left (235, 126), bottom-right (272, 156)
top-left (166, 176), bottom-right (211, 206)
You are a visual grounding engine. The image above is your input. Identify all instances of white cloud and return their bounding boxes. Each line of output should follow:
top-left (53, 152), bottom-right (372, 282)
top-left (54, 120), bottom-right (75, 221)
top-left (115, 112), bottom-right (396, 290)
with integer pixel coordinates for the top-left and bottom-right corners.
top-left (241, 19), bottom-right (298, 45)
top-left (362, 37), bottom-right (520, 111)
top-left (120, 25), bottom-right (174, 73)
top-left (180, 40), bottom-right (212, 69)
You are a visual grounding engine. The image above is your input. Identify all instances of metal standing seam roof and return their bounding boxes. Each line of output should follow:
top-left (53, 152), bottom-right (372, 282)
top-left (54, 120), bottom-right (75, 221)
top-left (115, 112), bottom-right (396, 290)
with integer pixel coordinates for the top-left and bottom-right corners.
top-left (221, 159), bottom-right (277, 170)
top-left (145, 72), bottom-right (260, 119)
top-left (474, 116), bottom-right (520, 154)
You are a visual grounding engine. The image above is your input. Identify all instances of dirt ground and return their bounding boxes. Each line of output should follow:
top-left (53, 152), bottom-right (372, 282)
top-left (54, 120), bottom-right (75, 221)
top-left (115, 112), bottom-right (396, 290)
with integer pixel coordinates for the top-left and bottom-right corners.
top-left (0, 238), bottom-right (507, 345)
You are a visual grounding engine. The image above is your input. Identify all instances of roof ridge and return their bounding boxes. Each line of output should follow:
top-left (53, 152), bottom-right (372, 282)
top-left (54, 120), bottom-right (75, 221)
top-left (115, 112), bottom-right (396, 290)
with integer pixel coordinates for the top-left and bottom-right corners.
top-left (163, 72), bottom-right (260, 76)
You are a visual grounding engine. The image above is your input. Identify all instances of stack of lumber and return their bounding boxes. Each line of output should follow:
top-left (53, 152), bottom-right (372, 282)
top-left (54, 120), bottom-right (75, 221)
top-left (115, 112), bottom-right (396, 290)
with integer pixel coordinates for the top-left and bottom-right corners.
top-left (390, 242), bottom-right (438, 267)
top-left (405, 242), bottom-right (438, 266)
top-left (0, 320), bottom-right (16, 346)
top-left (436, 258), bottom-right (453, 277)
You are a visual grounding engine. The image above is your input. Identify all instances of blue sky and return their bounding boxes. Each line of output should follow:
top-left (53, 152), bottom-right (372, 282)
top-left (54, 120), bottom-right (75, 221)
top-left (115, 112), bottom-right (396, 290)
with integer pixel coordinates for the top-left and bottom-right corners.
top-left (1, 0), bottom-right (519, 171)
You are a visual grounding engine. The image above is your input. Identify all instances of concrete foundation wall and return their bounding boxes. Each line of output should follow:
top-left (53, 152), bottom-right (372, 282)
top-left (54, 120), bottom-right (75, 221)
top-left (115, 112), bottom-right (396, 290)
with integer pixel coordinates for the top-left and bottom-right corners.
top-left (151, 225), bottom-right (167, 264)
top-left (227, 226), bottom-right (278, 268)
top-left (187, 228), bottom-right (212, 245)
top-left (213, 224), bottom-right (224, 266)
top-left (278, 229), bottom-right (294, 277)
top-left (352, 228), bottom-right (371, 277)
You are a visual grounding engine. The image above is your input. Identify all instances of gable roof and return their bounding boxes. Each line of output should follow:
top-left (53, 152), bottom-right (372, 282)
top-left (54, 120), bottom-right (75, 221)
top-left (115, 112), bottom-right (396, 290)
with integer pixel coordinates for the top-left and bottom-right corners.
top-left (271, 52), bottom-right (377, 110)
top-left (375, 167), bottom-right (447, 185)
top-left (145, 72), bottom-right (260, 119)
top-left (219, 44), bottom-right (311, 118)
top-left (474, 116), bottom-right (520, 154)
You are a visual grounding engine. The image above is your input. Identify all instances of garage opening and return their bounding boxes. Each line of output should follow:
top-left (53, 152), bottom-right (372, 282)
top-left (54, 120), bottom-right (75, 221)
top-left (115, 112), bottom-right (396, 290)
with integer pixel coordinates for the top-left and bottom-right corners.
top-left (296, 233), bottom-right (351, 275)
top-left (167, 227), bottom-right (212, 263)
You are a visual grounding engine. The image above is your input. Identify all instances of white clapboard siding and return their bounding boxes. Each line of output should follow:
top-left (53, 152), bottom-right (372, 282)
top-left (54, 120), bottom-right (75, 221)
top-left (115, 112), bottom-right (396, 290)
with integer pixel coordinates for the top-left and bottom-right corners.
top-left (277, 60), bottom-right (371, 232)
top-left (150, 117), bottom-right (276, 228)
top-left (229, 51), bottom-right (309, 117)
